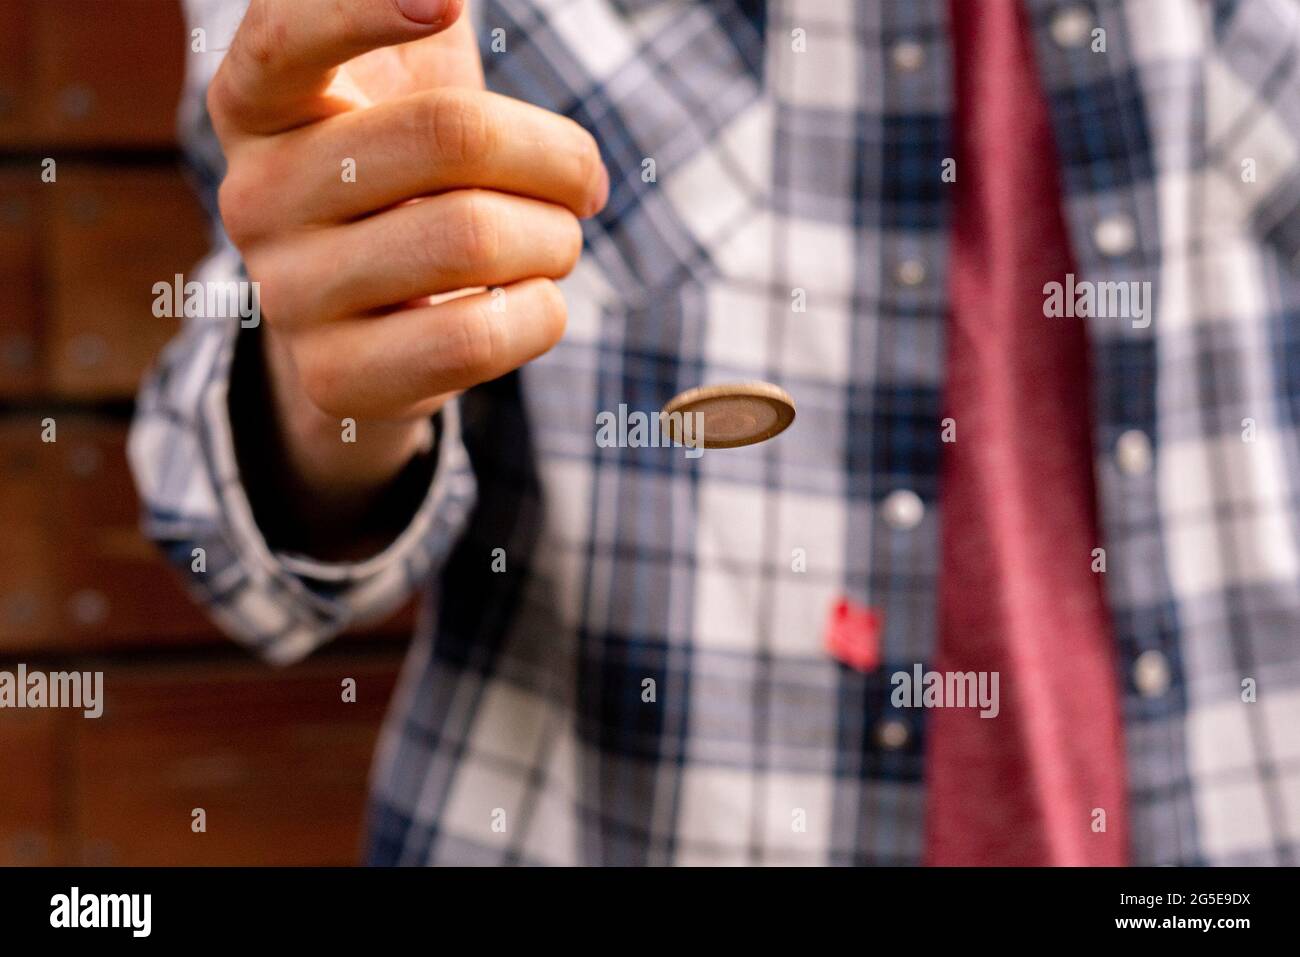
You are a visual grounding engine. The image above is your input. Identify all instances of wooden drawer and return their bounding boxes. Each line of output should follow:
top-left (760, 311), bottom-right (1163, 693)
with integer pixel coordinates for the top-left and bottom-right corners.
top-left (0, 412), bottom-right (421, 653)
top-left (0, 415), bottom-right (220, 652)
top-left (50, 416), bottom-right (222, 649)
top-left (0, 2), bottom-right (37, 147)
top-left (47, 164), bottom-right (209, 398)
top-left (0, 420), bottom-right (61, 649)
top-left (70, 656), bottom-right (400, 865)
top-left (0, 707), bottom-right (67, 865)
top-left (0, 0), bottom-right (186, 149)
top-left (0, 171), bottom-right (44, 397)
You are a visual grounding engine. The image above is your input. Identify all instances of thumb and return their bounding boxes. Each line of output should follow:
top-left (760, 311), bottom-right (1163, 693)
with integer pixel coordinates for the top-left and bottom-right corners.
top-left (419, 3), bottom-right (486, 89)
top-left (366, 1), bottom-right (486, 93)
top-left (214, 0), bottom-right (470, 134)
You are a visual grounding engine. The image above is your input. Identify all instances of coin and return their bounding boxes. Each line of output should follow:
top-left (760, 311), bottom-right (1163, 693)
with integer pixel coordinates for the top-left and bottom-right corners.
top-left (660, 381), bottom-right (796, 449)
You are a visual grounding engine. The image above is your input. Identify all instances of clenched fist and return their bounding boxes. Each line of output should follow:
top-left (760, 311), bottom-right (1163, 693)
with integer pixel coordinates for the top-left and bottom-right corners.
top-left (206, 0), bottom-right (607, 550)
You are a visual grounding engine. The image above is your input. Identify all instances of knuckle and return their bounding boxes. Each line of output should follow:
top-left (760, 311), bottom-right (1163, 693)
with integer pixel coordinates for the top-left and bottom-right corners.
top-left (443, 191), bottom-right (502, 275)
top-left (445, 304), bottom-right (500, 379)
top-left (295, 340), bottom-right (346, 416)
top-left (205, 65), bottom-right (255, 139)
top-left (449, 306), bottom-right (504, 382)
top-left (207, 1), bottom-right (283, 131)
top-left (237, 0), bottom-right (281, 71)
top-left (573, 127), bottom-right (603, 193)
top-left (204, 69), bottom-right (232, 128)
top-left (555, 214), bottom-right (584, 275)
top-left (216, 171), bottom-right (257, 245)
top-left (241, 257), bottom-right (285, 324)
top-left (532, 279), bottom-right (568, 347)
top-left (423, 91), bottom-right (494, 166)
top-left (240, 244), bottom-right (309, 329)
top-left (216, 158), bottom-right (268, 245)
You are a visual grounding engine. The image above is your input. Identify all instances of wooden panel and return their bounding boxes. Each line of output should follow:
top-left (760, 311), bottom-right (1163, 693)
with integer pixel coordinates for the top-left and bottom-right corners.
top-left (0, 411), bottom-right (421, 653)
top-left (46, 165), bottom-right (209, 398)
top-left (0, 704), bottom-right (67, 865)
top-left (0, 171), bottom-right (45, 397)
top-left (0, 420), bottom-right (60, 650)
top-left (71, 657), bottom-right (400, 865)
top-left (46, 417), bottom-right (414, 650)
top-left (23, 0), bottom-right (186, 149)
top-left (0, 2), bottom-right (38, 150)
top-left (0, 415), bottom-right (218, 652)
top-left (49, 416), bottom-right (222, 649)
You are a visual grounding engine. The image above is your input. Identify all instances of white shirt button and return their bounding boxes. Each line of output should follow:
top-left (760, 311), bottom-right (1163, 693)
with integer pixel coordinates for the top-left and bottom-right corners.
top-left (890, 40), bottom-right (925, 73)
top-left (1051, 5), bottom-right (1094, 48)
top-left (881, 489), bottom-right (925, 530)
top-left (875, 718), bottom-right (911, 750)
top-left (1134, 650), bottom-right (1171, 698)
top-left (1116, 429), bottom-right (1153, 476)
top-left (894, 258), bottom-right (927, 287)
top-left (1093, 213), bottom-right (1137, 257)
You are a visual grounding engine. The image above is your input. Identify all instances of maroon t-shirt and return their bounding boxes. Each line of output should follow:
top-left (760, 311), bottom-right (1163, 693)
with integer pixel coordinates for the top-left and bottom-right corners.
top-left (924, 0), bottom-right (1129, 866)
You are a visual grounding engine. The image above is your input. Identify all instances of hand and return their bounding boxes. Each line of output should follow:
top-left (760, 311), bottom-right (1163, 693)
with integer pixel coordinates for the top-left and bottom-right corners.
top-left (206, 0), bottom-right (607, 542)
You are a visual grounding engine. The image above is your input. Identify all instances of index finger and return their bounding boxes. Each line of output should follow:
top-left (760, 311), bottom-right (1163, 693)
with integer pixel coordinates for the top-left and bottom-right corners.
top-left (209, 0), bottom-right (465, 136)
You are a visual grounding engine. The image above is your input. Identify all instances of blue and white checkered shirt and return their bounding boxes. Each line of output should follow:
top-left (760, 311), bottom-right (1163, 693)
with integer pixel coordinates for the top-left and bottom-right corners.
top-left (130, 0), bottom-right (1300, 865)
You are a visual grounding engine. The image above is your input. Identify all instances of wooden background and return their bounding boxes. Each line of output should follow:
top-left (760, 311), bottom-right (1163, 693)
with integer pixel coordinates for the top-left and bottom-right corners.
top-left (0, 0), bottom-right (408, 866)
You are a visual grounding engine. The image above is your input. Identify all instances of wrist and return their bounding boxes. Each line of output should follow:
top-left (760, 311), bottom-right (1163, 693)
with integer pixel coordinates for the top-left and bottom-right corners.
top-left (231, 323), bottom-right (443, 559)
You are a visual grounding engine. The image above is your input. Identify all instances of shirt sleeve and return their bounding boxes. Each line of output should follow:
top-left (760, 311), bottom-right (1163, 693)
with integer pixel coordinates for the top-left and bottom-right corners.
top-left (127, 0), bottom-right (478, 664)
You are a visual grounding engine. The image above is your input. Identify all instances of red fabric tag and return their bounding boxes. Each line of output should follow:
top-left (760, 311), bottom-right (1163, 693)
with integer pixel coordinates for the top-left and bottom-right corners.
top-left (824, 598), bottom-right (882, 673)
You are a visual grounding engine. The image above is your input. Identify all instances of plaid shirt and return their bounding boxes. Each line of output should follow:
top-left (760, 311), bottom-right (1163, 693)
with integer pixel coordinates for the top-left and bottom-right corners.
top-left (130, 0), bottom-right (1300, 865)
